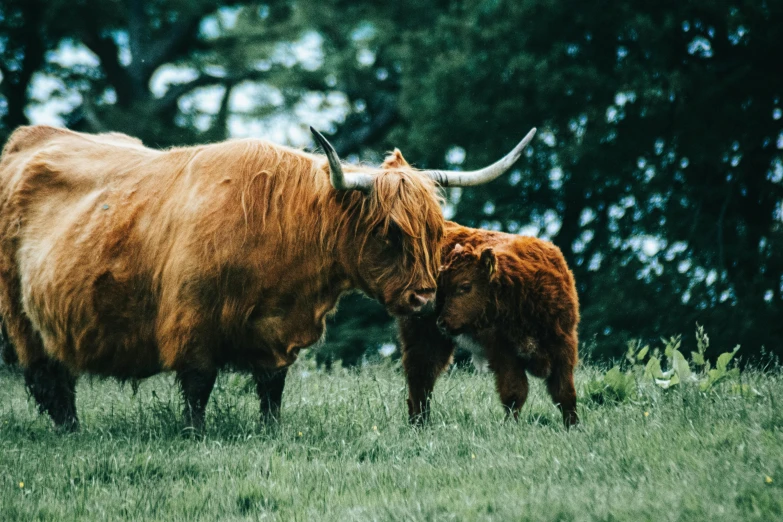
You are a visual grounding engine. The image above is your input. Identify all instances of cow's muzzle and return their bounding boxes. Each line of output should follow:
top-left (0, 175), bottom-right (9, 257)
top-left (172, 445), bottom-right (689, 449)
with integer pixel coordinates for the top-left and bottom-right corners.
top-left (403, 288), bottom-right (436, 315)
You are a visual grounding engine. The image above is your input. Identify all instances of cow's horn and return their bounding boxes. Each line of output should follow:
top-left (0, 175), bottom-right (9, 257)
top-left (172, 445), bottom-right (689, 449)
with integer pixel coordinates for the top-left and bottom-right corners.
top-left (422, 127), bottom-right (537, 187)
top-left (310, 127), bottom-right (374, 192)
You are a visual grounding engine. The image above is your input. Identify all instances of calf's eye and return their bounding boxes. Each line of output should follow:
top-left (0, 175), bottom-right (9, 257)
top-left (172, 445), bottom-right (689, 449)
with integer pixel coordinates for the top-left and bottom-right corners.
top-left (458, 283), bottom-right (472, 294)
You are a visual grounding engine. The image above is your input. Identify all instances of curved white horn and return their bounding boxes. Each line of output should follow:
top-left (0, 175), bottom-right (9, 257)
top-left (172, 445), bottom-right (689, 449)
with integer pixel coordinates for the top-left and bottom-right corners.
top-left (423, 127), bottom-right (537, 187)
top-left (310, 127), bottom-right (374, 192)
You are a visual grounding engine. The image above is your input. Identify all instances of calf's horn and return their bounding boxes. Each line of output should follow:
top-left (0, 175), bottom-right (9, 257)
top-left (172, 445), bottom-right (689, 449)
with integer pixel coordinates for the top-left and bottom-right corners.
top-left (423, 127), bottom-right (537, 187)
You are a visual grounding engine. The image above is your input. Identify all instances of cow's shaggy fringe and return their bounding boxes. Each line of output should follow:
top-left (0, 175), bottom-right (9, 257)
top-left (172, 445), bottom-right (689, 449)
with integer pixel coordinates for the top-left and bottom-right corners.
top-left (189, 138), bottom-right (442, 292)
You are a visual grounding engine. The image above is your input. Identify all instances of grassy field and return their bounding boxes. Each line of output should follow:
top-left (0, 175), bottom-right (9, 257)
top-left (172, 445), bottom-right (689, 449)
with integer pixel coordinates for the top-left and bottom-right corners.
top-left (1, 361), bottom-right (781, 521)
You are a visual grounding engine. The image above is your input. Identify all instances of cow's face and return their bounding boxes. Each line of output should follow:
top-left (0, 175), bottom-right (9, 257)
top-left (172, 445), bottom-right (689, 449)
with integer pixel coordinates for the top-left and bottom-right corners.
top-left (312, 126), bottom-right (535, 316)
top-left (355, 150), bottom-right (443, 316)
top-left (436, 244), bottom-right (497, 335)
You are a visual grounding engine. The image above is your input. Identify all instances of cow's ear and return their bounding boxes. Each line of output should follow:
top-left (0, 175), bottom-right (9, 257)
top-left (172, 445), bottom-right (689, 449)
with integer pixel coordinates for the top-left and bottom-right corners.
top-left (480, 248), bottom-right (497, 278)
top-left (382, 148), bottom-right (410, 169)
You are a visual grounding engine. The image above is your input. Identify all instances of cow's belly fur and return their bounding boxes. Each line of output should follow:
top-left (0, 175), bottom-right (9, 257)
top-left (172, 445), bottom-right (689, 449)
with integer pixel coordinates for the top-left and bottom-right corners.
top-left (15, 226), bottom-right (156, 376)
top-left (20, 250), bottom-right (337, 376)
top-left (15, 209), bottom-right (341, 377)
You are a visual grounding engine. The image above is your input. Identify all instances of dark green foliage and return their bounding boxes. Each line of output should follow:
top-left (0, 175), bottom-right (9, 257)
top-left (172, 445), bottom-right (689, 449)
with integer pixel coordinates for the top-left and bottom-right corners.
top-left (0, 0), bottom-right (309, 146)
top-left (313, 0), bottom-right (783, 362)
top-left (1, 1), bottom-right (781, 364)
top-left (584, 325), bottom-right (746, 403)
top-left (318, 293), bottom-right (396, 368)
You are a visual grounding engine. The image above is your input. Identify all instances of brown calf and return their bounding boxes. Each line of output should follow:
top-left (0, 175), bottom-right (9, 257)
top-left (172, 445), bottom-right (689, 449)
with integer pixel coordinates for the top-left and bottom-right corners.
top-left (399, 221), bottom-right (580, 427)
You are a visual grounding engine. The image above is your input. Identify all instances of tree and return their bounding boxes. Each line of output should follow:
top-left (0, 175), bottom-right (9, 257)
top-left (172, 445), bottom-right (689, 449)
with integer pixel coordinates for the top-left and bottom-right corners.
top-left (0, 0), bottom-right (50, 142)
top-left (0, 0), bottom-right (315, 146)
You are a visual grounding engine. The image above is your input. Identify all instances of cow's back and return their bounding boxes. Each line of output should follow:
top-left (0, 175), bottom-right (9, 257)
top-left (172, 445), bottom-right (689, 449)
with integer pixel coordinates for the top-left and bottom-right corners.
top-left (441, 221), bottom-right (509, 253)
top-left (501, 235), bottom-right (579, 341)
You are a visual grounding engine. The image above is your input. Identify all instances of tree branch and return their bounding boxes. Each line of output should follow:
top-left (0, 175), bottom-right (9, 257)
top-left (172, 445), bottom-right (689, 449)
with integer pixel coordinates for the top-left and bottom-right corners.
top-left (152, 74), bottom-right (226, 115)
top-left (1, 2), bottom-right (46, 130)
top-left (141, 1), bottom-right (247, 84)
top-left (152, 68), bottom-right (274, 116)
top-left (126, 0), bottom-right (147, 86)
top-left (144, 12), bottom-right (205, 78)
top-left (330, 100), bottom-right (399, 156)
top-left (80, 100), bottom-right (108, 133)
top-left (145, 0), bottom-right (276, 81)
top-left (80, 29), bottom-right (134, 107)
top-left (211, 82), bottom-right (236, 141)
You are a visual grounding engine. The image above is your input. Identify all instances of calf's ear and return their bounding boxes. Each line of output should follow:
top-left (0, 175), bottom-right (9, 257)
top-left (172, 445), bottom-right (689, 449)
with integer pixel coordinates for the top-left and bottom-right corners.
top-left (480, 248), bottom-right (497, 279)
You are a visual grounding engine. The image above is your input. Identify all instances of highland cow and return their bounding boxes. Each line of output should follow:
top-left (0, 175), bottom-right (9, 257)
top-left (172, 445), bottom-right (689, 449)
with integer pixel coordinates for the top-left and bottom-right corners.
top-left (399, 221), bottom-right (580, 428)
top-left (0, 124), bottom-right (535, 430)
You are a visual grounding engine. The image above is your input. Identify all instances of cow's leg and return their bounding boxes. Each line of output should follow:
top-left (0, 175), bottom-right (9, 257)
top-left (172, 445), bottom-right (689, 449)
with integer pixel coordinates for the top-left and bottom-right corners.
top-left (489, 352), bottom-right (529, 421)
top-left (253, 367), bottom-right (288, 424)
top-left (399, 316), bottom-right (454, 425)
top-left (2, 301), bottom-right (77, 429)
top-left (24, 358), bottom-right (79, 431)
top-left (403, 351), bottom-right (452, 426)
top-left (0, 319), bottom-right (18, 366)
top-left (177, 367), bottom-right (217, 432)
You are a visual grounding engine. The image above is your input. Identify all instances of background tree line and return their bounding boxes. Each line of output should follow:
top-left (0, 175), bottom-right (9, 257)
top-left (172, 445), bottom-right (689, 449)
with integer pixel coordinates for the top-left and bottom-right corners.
top-left (1, 0), bottom-right (781, 364)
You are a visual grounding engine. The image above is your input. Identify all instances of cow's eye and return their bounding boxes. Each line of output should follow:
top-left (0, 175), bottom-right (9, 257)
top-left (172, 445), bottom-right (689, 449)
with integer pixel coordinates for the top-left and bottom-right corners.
top-left (373, 223), bottom-right (402, 248)
top-left (457, 283), bottom-right (472, 294)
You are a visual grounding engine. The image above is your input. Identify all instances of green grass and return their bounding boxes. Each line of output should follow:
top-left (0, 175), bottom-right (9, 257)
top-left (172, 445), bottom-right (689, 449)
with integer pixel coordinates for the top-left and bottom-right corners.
top-left (1, 361), bottom-right (781, 521)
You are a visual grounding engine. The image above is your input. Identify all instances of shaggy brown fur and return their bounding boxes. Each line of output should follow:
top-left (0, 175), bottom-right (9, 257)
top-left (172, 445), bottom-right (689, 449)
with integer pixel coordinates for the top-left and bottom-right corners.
top-left (399, 221), bottom-right (580, 428)
top-left (0, 125), bottom-right (444, 430)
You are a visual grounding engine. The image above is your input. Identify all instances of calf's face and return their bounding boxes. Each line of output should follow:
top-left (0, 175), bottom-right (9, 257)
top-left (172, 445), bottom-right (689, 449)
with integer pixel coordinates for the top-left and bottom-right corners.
top-left (436, 244), bottom-right (497, 335)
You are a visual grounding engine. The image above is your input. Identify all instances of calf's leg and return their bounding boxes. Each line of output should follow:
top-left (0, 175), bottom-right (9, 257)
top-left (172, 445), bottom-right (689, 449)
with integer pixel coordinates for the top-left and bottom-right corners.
top-left (177, 367), bottom-right (217, 432)
top-left (543, 333), bottom-right (579, 428)
top-left (489, 352), bottom-right (529, 420)
top-left (24, 358), bottom-right (79, 431)
top-left (253, 367), bottom-right (288, 424)
top-left (546, 364), bottom-right (578, 428)
top-left (526, 333), bottom-right (578, 428)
